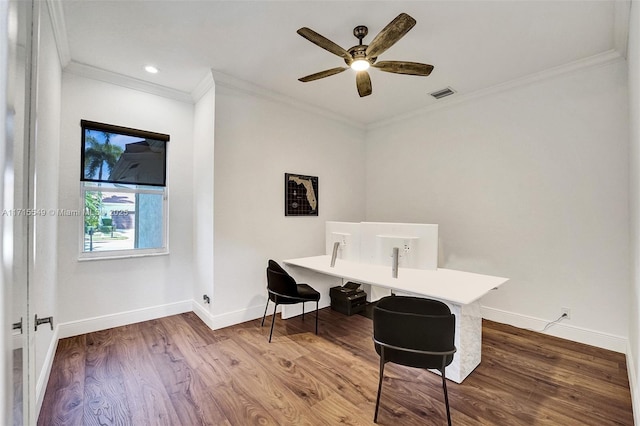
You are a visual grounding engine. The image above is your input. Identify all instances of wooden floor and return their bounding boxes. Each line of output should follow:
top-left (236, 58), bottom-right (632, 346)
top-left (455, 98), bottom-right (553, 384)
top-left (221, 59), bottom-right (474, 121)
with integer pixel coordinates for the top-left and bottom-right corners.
top-left (38, 308), bottom-right (633, 425)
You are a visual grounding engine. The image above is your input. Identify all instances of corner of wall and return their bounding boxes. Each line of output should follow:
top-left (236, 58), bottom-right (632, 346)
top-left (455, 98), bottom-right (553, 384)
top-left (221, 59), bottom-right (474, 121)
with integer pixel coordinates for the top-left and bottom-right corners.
top-left (627, 0), bottom-right (640, 421)
top-left (627, 339), bottom-right (640, 425)
top-left (192, 299), bottom-right (270, 331)
top-left (191, 70), bottom-right (214, 103)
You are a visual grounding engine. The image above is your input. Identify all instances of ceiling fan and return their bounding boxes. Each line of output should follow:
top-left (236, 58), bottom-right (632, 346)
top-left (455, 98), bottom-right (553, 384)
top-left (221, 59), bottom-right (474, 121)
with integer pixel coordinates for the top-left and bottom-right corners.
top-left (297, 13), bottom-right (433, 98)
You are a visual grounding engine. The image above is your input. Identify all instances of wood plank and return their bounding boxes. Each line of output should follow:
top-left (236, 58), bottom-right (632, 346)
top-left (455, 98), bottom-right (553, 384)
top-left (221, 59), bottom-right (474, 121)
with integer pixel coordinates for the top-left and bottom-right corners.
top-left (38, 310), bottom-right (634, 426)
top-left (228, 328), bottom-right (333, 407)
top-left (310, 393), bottom-right (374, 425)
top-left (205, 379), bottom-right (280, 425)
top-left (201, 337), bottom-right (315, 425)
top-left (37, 336), bottom-right (86, 426)
top-left (83, 330), bottom-right (132, 426)
top-left (138, 318), bottom-right (228, 425)
top-left (109, 322), bottom-right (182, 425)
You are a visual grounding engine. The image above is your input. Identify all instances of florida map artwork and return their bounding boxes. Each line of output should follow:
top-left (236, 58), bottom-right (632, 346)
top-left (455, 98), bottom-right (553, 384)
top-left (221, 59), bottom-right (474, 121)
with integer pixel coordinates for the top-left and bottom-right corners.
top-left (285, 173), bottom-right (318, 216)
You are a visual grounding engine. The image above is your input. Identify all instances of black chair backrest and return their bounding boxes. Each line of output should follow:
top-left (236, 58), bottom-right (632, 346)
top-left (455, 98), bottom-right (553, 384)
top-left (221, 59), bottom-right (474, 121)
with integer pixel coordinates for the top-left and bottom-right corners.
top-left (373, 296), bottom-right (456, 370)
top-left (266, 260), bottom-right (298, 299)
top-left (268, 259), bottom-right (288, 274)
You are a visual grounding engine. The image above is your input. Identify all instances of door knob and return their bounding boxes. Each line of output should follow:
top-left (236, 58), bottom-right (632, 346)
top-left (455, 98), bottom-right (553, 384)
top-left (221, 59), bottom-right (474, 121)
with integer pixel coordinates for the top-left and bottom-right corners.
top-left (34, 314), bottom-right (53, 331)
top-left (12, 318), bottom-right (22, 334)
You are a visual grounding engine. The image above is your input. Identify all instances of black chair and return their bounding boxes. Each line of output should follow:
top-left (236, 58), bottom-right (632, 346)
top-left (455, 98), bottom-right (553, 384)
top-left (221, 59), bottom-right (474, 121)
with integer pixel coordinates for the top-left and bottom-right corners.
top-left (373, 295), bottom-right (456, 425)
top-left (261, 259), bottom-right (320, 342)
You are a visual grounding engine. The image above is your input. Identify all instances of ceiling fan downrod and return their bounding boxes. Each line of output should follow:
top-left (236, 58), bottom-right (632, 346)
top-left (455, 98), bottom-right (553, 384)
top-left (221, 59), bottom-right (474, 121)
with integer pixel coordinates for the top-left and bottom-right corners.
top-left (353, 25), bottom-right (368, 45)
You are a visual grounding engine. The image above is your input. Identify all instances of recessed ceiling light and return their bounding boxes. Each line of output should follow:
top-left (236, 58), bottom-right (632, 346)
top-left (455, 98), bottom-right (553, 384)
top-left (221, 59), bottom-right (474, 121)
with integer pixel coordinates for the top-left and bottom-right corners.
top-left (144, 65), bottom-right (159, 74)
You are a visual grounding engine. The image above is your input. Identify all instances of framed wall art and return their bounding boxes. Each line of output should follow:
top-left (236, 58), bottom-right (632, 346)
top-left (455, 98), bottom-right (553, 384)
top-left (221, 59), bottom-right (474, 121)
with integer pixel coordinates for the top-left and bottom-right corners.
top-left (285, 173), bottom-right (318, 216)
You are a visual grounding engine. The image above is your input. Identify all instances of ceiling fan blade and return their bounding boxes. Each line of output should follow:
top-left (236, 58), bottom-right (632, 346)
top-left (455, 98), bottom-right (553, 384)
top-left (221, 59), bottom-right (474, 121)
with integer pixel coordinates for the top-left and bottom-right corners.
top-left (298, 67), bottom-right (348, 82)
top-left (297, 27), bottom-right (352, 61)
top-left (356, 71), bottom-right (372, 97)
top-left (373, 61), bottom-right (434, 76)
top-left (366, 13), bottom-right (416, 59)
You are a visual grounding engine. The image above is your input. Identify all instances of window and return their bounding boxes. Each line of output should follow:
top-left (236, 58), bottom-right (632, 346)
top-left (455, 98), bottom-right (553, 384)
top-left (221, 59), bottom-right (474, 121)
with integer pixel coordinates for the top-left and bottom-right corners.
top-left (80, 120), bottom-right (169, 258)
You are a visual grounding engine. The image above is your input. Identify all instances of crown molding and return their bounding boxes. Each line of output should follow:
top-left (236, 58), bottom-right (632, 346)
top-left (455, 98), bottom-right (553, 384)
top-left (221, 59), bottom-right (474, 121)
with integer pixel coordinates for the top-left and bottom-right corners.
top-left (191, 71), bottom-right (215, 102)
top-left (211, 70), bottom-right (365, 131)
top-left (369, 49), bottom-right (624, 131)
top-left (614, 0), bottom-right (631, 59)
top-left (58, 42), bottom-right (622, 132)
top-left (64, 61), bottom-right (194, 104)
top-left (46, 0), bottom-right (71, 67)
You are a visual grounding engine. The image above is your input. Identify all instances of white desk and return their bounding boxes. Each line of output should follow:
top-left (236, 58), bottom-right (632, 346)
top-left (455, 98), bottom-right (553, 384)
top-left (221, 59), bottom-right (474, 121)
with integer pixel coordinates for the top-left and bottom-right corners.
top-left (283, 255), bottom-right (509, 383)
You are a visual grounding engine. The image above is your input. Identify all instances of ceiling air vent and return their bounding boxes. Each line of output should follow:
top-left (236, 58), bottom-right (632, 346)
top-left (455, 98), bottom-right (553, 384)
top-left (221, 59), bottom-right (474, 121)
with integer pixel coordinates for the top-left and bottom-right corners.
top-left (430, 87), bottom-right (456, 99)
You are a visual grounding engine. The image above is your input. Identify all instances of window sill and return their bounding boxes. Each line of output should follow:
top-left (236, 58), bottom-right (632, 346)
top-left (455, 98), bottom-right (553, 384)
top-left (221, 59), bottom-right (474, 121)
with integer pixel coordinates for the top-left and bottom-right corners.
top-left (78, 250), bottom-right (169, 262)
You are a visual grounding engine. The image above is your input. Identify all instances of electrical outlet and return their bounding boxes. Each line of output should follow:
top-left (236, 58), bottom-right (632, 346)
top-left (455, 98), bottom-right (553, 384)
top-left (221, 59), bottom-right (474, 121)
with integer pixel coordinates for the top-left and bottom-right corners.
top-left (561, 307), bottom-right (571, 319)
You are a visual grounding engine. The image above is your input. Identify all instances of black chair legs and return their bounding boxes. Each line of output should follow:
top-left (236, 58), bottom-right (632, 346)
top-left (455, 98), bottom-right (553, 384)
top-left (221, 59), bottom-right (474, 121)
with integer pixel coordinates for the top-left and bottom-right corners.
top-left (268, 302), bottom-right (278, 343)
top-left (301, 301), bottom-right (320, 335)
top-left (441, 364), bottom-right (452, 426)
top-left (374, 349), bottom-right (386, 423)
top-left (262, 300), bottom-right (319, 342)
top-left (260, 298), bottom-right (280, 343)
top-left (261, 299), bottom-right (269, 327)
top-left (374, 348), bottom-right (453, 424)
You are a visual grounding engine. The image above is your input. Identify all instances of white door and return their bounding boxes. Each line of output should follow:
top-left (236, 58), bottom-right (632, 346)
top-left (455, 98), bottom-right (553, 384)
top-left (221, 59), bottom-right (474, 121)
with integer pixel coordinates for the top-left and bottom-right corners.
top-left (3, 0), bottom-right (34, 424)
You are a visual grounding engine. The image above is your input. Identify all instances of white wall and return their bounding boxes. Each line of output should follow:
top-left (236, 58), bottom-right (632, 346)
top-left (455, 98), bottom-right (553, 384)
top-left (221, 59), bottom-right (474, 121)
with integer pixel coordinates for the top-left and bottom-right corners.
top-left (627, 0), bottom-right (640, 420)
top-left (366, 59), bottom-right (630, 351)
top-left (56, 73), bottom-right (195, 334)
top-left (31, 3), bottom-right (61, 409)
top-left (193, 77), bottom-right (215, 319)
top-left (209, 84), bottom-right (366, 328)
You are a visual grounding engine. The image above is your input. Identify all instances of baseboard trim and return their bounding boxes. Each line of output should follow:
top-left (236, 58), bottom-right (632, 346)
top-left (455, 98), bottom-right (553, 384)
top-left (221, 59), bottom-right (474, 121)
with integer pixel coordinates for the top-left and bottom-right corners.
top-left (627, 340), bottom-right (640, 426)
top-left (35, 326), bottom-right (59, 418)
top-left (482, 306), bottom-right (627, 353)
top-left (56, 300), bottom-right (193, 339)
top-left (192, 300), bottom-right (271, 331)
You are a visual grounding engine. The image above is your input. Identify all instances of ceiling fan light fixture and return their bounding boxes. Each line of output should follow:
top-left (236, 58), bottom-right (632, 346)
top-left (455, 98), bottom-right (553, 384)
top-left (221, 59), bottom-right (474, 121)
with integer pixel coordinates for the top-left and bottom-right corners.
top-left (351, 59), bottom-right (370, 71)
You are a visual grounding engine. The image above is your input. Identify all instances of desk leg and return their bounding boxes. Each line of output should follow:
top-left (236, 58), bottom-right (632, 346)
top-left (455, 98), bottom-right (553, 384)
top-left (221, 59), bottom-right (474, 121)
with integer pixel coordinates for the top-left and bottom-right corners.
top-left (364, 284), bottom-right (392, 303)
top-left (433, 301), bottom-right (482, 384)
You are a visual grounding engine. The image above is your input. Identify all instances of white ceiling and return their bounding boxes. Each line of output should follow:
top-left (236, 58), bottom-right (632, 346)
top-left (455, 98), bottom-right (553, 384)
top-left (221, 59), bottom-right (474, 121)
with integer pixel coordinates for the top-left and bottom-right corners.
top-left (59, 1), bottom-right (628, 126)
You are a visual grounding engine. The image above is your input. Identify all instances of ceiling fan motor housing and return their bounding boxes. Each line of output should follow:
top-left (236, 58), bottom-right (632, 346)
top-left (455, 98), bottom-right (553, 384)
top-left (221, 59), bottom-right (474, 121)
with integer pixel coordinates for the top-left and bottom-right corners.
top-left (346, 45), bottom-right (375, 66)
